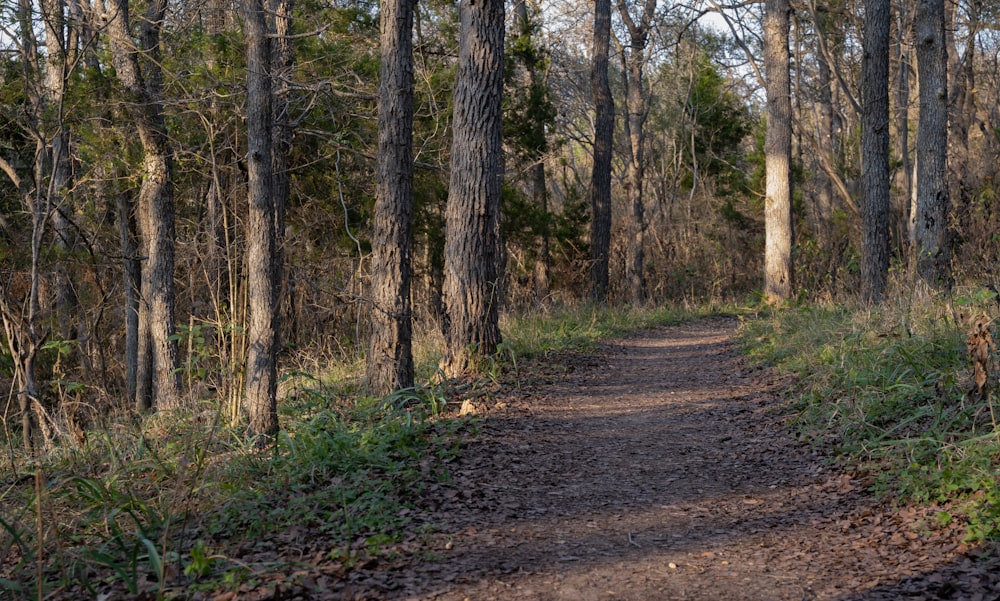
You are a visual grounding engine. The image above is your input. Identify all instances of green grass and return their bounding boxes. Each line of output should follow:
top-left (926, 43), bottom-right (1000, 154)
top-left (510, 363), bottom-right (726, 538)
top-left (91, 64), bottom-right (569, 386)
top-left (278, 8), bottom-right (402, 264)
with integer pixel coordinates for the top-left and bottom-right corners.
top-left (501, 301), bottom-right (730, 359)
top-left (0, 383), bottom-right (456, 598)
top-left (739, 290), bottom-right (1000, 541)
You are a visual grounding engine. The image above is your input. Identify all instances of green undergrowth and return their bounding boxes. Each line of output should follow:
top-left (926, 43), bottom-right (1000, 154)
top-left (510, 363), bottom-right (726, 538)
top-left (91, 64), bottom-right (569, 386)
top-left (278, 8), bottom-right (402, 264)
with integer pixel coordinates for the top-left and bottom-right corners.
top-left (0, 382), bottom-right (457, 598)
top-left (0, 301), bottom-right (731, 598)
top-left (211, 383), bottom-right (459, 545)
top-left (740, 290), bottom-right (1000, 542)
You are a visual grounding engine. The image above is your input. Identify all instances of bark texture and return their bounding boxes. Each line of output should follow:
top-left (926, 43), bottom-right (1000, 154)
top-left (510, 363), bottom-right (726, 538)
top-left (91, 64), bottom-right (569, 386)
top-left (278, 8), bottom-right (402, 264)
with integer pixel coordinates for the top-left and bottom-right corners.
top-left (861, 0), bottom-right (890, 303)
top-left (367, 0), bottom-right (415, 395)
top-left (914, 0), bottom-right (951, 289)
top-left (117, 192), bottom-right (141, 404)
top-left (441, 0), bottom-right (505, 378)
top-left (106, 0), bottom-right (181, 410)
top-left (241, 0), bottom-right (280, 439)
top-left (589, 0), bottom-right (614, 303)
top-left (763, 0), bottom-right (794, 303)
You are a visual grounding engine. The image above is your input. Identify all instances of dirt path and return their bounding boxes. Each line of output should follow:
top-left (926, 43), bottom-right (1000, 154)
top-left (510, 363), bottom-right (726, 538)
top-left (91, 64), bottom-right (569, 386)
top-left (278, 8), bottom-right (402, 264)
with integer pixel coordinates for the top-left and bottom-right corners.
top-left (359, 318), bottom-right (1000, 601)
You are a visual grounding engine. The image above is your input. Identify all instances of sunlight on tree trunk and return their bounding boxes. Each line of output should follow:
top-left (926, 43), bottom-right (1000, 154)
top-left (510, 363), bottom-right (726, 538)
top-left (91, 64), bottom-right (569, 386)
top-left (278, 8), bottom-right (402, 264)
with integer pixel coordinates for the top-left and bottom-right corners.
top-left (241, 0), bottom-right (280, 439)
top-left (763, 0), bottom-right (793, 303)
top-left (861, 0), bottom-right (890, 303)
top-left (106, 0), bottom-right (181, 410)
top-left (617, 0), bottom-right (655, 306)
top-left (914, 0), bottom-right (951, 290)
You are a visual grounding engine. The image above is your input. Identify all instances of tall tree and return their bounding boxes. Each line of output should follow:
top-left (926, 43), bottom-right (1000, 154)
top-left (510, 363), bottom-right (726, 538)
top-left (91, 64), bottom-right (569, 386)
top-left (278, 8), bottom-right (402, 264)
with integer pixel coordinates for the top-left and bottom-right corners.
top-left (617, 0), bottom-right (656, 305)
top-left (270, 0), bottom-right (293, 322)
top-left (763, 0), bottom-right (793, 302)
top-left (913, 0), bottom-right (951, 289)
top-left (106, 0), bottom-right (181, 410)
top-left (589, 0), bottom-right (614, 303)
top-left (894, 1), bottom-right (914, 240)
top-left (441, 0), bottom-right (505, 378)
top-left (241, 0), bottom-right (281, 438)
top-left (861, 0), bottom-right (890, 303)
top-left (367, 0), bottom-right (415, 394)
top-left (40, 0), bottom-right (79, 341)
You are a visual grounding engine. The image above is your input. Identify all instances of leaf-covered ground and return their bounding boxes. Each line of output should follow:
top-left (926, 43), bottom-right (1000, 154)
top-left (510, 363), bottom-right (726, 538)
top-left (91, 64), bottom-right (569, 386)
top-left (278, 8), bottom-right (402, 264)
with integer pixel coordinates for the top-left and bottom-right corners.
top-left (39, 317), bottom-right (1000, 600)
top-left (334, 318), bottom-right (1000, 600)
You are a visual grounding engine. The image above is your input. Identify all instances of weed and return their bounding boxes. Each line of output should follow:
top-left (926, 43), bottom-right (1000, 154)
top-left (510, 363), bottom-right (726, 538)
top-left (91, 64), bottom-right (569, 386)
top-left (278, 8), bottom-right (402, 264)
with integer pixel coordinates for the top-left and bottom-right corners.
top-left (183, 539), bottom-right (215, 579)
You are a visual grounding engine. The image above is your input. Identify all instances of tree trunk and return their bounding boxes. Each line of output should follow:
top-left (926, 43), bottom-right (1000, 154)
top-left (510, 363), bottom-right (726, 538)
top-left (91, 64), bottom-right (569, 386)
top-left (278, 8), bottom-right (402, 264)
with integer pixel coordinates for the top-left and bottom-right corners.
top-left (204, 0), bottom-right (235, 347)
top-left (41, 0), bottom-right (80, 351)
top-left (947, 1), bottom-right (976, 237)
top-left (270, 0), bottom-right (293, 291)
top-left (894, 1), bottom-right (913, 249)
top-left (589, 0), bottom-right (613, 303)
top-left (532, 160), bottom-right (551, 302)
top-left (241, 0), bottom-right (280, 439)
top-left (0, 162), bottom-right (43, 451)
top-left (106, 0), bottom-right (181, 411)
top-left (42, 0), bottom-right (73, 249)
top-left (617, 0), bottom-right (655, 306)
top-left (118, 191), bottom-right (141, 403)
top-left (763, 0), bottom-right (794, 303)
top-left (441, 0), bottom-right (505, 378)
top-left (861, 0), bottom-right (891, 303)
top-left (913, 0), bottom-right (951, 289)
top-left (367, 0), bottom-right (415, 395)
top-left (269, 0), bottom-right (293, 377)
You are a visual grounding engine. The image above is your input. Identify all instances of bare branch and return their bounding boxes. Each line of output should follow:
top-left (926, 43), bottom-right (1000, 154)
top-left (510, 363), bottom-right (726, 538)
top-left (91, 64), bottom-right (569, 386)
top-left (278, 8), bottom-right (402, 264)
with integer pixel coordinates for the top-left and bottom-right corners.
top-left (804, 0), bottom-right (861, 115)
top-left (703, 0), bottom-right (766, 88)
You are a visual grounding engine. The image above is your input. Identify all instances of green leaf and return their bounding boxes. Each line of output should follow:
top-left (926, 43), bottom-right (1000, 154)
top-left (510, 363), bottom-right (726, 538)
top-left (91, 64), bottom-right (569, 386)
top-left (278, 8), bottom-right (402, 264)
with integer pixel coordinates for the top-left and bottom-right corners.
top-left (138, 535), bottom-right (163, 582)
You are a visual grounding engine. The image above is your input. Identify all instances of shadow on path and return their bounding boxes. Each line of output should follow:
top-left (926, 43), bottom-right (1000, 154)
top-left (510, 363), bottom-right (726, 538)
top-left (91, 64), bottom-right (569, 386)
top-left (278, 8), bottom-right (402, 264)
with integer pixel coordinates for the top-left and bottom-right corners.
top-left (350, 319), bottom-right (993, 600)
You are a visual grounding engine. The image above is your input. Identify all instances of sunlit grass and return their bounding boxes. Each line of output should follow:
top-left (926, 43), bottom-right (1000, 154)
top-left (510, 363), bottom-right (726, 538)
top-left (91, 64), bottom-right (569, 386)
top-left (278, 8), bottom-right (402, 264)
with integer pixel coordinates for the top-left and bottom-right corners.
top-left (739, 285), bottom-right (1000, 541)
top-left (501, 301), bottom-right (734, 359)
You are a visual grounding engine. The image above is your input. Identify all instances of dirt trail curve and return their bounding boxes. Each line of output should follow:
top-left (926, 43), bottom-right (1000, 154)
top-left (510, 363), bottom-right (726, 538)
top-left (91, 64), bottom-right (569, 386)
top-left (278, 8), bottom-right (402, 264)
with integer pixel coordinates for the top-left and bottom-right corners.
top-left (373, 318), bottom-right (1000, 600)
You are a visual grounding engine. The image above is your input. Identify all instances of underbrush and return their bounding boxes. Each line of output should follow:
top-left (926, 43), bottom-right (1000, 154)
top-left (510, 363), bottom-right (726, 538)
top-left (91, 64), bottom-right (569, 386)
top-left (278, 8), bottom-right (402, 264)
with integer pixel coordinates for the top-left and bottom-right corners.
top-left (740, 288), bottom-right (1000, 542)
top-left (0, 383), bottom-right (455, 598)
top-left (1, 301), bottom-right (718, 598)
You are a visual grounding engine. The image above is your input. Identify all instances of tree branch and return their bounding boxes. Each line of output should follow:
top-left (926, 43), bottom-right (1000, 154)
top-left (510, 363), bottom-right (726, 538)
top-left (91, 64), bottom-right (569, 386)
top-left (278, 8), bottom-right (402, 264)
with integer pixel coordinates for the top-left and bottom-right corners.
top-left (703, 0), bottom-right (766, 88)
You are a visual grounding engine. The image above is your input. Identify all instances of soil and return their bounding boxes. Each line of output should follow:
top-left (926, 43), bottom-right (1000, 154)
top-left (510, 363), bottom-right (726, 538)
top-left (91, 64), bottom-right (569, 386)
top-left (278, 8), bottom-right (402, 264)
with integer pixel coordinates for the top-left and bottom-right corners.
top-left (206, 318), bottom-right (1000, 600)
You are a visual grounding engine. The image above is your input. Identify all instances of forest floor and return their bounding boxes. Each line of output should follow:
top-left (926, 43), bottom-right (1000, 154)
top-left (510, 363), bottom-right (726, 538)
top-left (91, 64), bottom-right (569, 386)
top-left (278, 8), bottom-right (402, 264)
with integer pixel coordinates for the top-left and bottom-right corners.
top-left (203, 318), bottom-right (1000, 601)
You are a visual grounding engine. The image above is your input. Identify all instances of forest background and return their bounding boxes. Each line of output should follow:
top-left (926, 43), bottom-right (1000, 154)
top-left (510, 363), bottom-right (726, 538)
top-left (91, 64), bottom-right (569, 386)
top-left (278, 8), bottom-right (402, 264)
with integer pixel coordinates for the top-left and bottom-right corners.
top-left (4, 0), bottom-right (1000, 596)
top-left (8, 0), bottom-right (999, 440)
